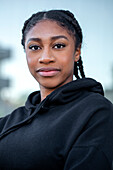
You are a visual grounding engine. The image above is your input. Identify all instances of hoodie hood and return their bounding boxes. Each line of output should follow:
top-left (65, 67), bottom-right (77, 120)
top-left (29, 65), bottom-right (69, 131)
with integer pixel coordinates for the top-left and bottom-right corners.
top-left (0, 78), bottom-right (105, 139)
top-left (25, 78), bottom-right (104, 110)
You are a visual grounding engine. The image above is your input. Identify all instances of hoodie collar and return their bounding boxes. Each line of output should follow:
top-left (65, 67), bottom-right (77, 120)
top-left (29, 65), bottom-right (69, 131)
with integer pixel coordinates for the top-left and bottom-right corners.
top-left (25, 78), bottom-right (104, 111)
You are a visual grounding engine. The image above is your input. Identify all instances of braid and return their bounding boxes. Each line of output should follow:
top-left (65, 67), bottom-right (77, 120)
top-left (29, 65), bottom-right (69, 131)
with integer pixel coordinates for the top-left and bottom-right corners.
top-left (21, 9), bottom-right (85, 79)
top-left (21, 16), bottom-right (32, 47)
top-left (76, 56), bottom-right (85, 78)
top-left (62, 10), bottom-right (83, 47)
top-left (74, 56), bottom-right (85, 79)
top-left (74, 62), bottom-right (80, 79)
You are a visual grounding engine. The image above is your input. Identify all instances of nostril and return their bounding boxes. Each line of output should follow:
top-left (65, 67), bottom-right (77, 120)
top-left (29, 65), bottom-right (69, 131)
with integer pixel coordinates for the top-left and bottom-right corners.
top-left (39, 56), bottom-right (55, 63)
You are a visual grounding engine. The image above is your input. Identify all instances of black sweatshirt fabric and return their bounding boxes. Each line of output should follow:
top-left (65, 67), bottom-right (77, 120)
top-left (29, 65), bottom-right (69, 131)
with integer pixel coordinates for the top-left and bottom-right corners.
top-left (0, 78), bottom-right (113, 170)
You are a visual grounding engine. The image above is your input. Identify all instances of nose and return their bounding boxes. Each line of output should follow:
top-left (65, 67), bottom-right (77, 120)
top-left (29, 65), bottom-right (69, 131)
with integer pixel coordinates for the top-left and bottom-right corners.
top-left (39, 48), bottom-right (55, 64)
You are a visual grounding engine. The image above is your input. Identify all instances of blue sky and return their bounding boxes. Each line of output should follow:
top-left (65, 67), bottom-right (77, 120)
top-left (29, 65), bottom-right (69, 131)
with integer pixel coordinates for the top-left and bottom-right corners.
top-left (0, 0), bottom-right (113, 100)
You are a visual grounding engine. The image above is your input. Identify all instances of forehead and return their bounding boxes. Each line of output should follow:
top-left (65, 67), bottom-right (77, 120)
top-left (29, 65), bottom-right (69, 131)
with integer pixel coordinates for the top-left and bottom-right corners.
top-left (26, 20), bottom-right (74, 40)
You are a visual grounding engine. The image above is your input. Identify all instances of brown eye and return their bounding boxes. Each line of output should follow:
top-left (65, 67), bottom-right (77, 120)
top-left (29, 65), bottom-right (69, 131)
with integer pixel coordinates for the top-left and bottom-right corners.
top-left (53, 43), bottom-right (66, 49)
top-left (29, 45), bottom-right (41, 51)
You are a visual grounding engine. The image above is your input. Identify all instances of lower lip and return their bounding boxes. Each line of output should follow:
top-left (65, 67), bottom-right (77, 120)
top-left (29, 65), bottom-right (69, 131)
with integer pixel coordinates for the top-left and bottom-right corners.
top-left (38, 70), bottom-right (60, 77)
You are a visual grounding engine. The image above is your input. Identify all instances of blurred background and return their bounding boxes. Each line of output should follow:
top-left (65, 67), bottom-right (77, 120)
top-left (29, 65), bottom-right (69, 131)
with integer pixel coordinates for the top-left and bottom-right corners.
top-left (0, 0), bottom-right (113, 117)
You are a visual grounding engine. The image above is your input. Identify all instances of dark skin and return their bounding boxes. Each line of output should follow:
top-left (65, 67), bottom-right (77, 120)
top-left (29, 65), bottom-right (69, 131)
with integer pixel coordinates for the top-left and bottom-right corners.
top-left (25, 20), bottom-right (81, 101)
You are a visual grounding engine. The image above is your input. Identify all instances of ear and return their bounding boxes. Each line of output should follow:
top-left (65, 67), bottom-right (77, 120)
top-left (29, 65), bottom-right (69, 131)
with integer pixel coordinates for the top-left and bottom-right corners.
top-left (74, 45), bottom-right (81, 62)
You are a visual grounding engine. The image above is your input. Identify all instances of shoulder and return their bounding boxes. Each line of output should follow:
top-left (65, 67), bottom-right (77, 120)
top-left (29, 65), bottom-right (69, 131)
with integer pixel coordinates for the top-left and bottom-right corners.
top-left (83, 91), bottom-right (113, 111)
top-left (76, 92), bottom-right (113, 130)
top-left (0, 106), bottom-right (28, 134)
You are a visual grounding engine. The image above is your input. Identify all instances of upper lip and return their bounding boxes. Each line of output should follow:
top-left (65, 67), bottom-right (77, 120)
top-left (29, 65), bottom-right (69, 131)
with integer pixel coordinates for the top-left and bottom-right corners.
top-left (36, 67), bottom-right (61, 72)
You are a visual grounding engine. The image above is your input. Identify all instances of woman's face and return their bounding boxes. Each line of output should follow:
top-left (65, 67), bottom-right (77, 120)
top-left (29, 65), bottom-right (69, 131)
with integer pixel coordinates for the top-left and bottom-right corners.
top-left (25, 20), bottom-right (81, 91)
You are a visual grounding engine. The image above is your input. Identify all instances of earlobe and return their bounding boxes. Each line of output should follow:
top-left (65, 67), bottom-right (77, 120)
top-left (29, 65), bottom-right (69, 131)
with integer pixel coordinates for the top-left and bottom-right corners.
top-left (75, 54), bottom-right (80, 62)
top-left (74, 47), bottom-right (81, 62)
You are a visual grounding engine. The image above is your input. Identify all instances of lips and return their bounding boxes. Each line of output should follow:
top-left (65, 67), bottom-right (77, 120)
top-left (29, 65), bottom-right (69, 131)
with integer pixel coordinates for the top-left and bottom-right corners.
top-left (36, 67), bottom-right (61, 77)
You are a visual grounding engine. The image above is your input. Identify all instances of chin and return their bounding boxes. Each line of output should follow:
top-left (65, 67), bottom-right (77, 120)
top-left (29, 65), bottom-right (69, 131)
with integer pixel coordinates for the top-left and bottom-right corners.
top-left (35, 75), bottom-right (73, 90)
top-left (38, 79), bottom-right (65, 90)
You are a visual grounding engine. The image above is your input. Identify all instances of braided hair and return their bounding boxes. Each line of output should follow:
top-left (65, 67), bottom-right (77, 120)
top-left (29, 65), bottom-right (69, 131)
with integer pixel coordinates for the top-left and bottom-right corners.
top-left (21, 9), bottom-right (85, 79)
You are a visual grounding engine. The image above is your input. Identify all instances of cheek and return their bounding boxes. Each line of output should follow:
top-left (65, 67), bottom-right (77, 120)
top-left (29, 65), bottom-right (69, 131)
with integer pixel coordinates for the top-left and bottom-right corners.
top-left (26, 54), bottom-right (35, 71)
top-left (26, 53), bottom-right (34, 64)
top-left (61, 53), bottom-right (75, 70)
top-left (26, 53), bottom-right (31, 62)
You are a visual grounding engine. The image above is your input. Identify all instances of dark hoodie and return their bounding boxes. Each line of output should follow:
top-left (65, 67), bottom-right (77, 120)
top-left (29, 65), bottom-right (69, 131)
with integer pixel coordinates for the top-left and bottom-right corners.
top-left (0, 78), bottom-right (113, 170)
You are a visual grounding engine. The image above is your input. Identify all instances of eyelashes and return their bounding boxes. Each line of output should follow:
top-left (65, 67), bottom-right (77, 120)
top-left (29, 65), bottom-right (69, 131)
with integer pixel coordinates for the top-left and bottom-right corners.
top-left (53, 43), bottom-right (66, 49)
top-left (28, 43), bottom-right (66, 51)
top-left (29, 45), bottom-right (41, 51)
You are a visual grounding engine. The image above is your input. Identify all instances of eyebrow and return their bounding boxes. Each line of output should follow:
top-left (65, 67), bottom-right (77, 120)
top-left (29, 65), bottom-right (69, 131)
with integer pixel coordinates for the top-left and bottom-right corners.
top-left (51, 35), bottom-right (69, 41)
top-left (27, 35), bottom-right (69, 44)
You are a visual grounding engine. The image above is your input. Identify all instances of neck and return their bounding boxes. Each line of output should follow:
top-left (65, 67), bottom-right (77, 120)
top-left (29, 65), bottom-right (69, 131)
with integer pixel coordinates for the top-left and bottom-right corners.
top-left (40, 86), bottom-right (55, 102)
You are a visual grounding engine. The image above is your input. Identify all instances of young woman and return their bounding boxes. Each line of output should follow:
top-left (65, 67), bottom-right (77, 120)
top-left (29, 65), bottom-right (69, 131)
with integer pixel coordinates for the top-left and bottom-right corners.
top-left (0, 9), bottom-right (113, 170)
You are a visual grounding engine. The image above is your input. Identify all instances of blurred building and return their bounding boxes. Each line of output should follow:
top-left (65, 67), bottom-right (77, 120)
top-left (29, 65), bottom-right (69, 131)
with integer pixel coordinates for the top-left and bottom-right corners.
top-left (0, 47), bottom-right (14, 117)
top-left (105, 66), bottom-right (113, 103)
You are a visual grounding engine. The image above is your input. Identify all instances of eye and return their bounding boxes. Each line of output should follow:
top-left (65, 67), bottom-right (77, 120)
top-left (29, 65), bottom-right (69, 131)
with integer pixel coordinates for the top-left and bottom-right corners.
top-left (53, 43), bottom-right (66, 49)
top-left (29, 45), bottom-right (41, 51)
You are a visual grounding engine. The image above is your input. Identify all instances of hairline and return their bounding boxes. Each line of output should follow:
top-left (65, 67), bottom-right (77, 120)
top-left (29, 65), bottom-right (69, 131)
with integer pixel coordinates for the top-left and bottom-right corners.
top-left (24, 18), bottom-right (77, 49)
